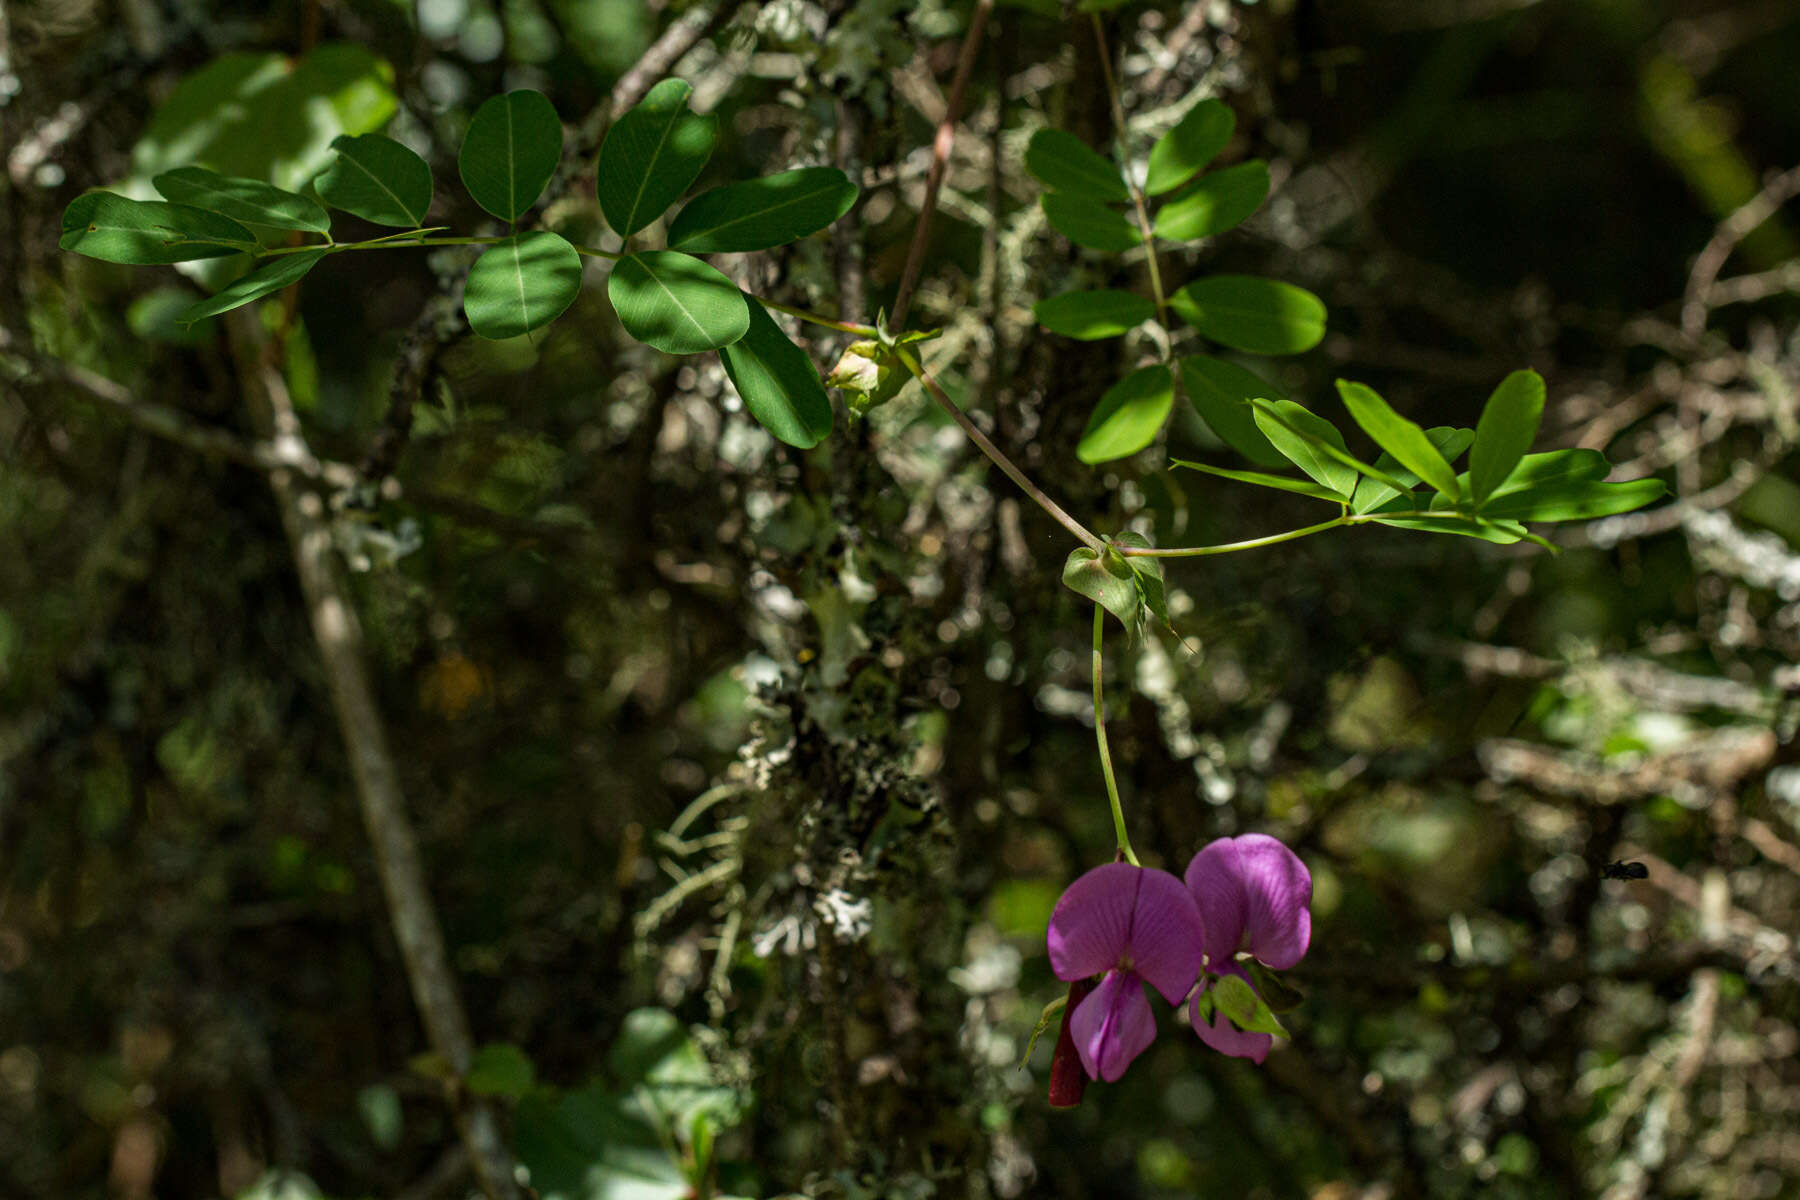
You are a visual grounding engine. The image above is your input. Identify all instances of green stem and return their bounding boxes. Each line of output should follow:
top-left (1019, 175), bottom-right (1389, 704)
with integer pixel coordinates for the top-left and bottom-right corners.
top-left (759, 298), bottom-right (878, 338)
top-left (1116, 516), bottom-right (1348, 557)
top-left (1093, 604), bottom-right (1137, 866)
top-left (1091, 14), bottom-right (1169, 330)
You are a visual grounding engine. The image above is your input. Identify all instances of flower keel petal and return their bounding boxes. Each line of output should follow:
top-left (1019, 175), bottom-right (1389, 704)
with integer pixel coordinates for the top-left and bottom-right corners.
top-left (1071, 970), bottom-right (1158, 1082)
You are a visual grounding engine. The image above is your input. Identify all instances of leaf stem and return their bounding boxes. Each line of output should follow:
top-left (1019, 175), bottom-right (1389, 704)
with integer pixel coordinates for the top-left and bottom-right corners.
top-left (1093, 604), bottom-right (1137, 866)
top-left (1115, 516), bottom-right (1348, 557)
top-left (892, 344), bottom-right (1104, 551)
top-left (759, 298), bottom-right (878, 338)
top-left (1091, 14), bottom-right (1170, 329)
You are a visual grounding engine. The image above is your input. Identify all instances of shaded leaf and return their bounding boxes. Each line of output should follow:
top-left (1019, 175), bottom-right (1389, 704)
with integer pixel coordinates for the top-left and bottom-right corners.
top-left (1153, 159), bottom-right (1269, 240)
top-left (316, 133), bottom-right (432, 227)
top-left (465, 1043), bottom-right (536, 1099)
top-left (720, 295), bottom-right (833, 448)
top-left (1350, 427), bottom-right (1474, 514)
top-left (459, 90), bottom-right (564, 221)
top-left (1146, 98), bottom-right (1236, 196)
top-left (1337, 379), bottom-right (1461, 500)
top-left (1063, 547), bottom-right (1142, 637)
top-left (1077, 364), bottom-right (1173, 463)
top-left (1244, 961), bottom-right (1306, 1014)
top-left (609, 1009), bottom-right (742, 1130)
top-left (1178, 355), bottom-right (1286, 467)
top-left (1171, 460), bottom-right (1344, 503)
top-left (515, 1085), bottom-right (688, 1200)
top-left (1041, 194), bottom-right (1141, 252)
top-left (463, 231), bottom-right (582, 340)
top-left (1024, 128), bottom-right (1129, 202)
top-left (1034, 289), bottom-right (1155, 340)
top-left (1249, 399), bottom-right (1357, 498)
top-left (152, 167), bottom-right (330, 234)
top-left (597, 78), bottom-right (717, 238)
top-left (1470, 369), bottom-right (1546, 505)
top-left (60, 193), bottom-right (253, 264)
top-left (608, 251), bottom-right (749, 354)
top-left (1170, 275), bottom-right (1326, 355)
top-left (178, 250), bottom-right (328, 324)
top-left (1112, 532), bottom-right (1168, 629)
top-left (668, 167), bottom-right (858, 253)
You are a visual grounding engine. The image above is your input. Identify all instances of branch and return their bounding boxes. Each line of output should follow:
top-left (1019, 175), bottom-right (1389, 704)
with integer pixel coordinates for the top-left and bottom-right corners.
top-left (1682, 162), bottom-right (1800, 340)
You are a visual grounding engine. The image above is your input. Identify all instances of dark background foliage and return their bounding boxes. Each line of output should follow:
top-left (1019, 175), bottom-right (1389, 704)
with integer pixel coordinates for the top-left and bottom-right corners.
top-left (3, 0), bottom-right (1799, 1197)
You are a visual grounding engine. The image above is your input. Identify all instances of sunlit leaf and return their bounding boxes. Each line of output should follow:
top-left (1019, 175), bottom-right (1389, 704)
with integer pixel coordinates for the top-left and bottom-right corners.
top-left (1153, 160), bottom-right (1269, 240)
top-left (152, 167), bottom-right (330, 234)
top-left (1210, 974), bottom-right (1287, 1037)
top-left (462, 231), bottom-right (583, 339)
top-left (668, 167), bottom-right (858, 253)
top-left (1178, 355), bottom-right (1286, 467)
top-left (608, 251), bottom-right (749, 354)
top-left (1373, 514), bottom-right (1528, 543)
top-left (1034, 289), bottom-right (1155, 340)
top-left (1077, 364), bottom-right (1173, 463)
top-left (1170, 275), bottom-right (1326, 355)
top-left (1470, 369), bottom-right (1546, 505)
top-left (1473, 477), bottom-right (1667, 522)
top-left (1349, 427), bottom-right (1474, 513)
top-left (1063, 546), bottom-right (1143, 637)
top-left (458, 90), bottom-right (564, 221)
top-left (597, 78), bottom-right (717, 238)
top-left (1024, 128), bottom-right (1129, 202)
top-left (1145, 98), bottom-right (1235, 196)
top-left (178, 250), bottom-right (328, 324)
top-left (60, 192), bottom-right (253, 264)
top-left (316, 133), bottom-right (433, 227)
top-left (1249, 399), bottom-right (1356, 498)
top-left (1337, 379), bottom-right (1461, 500)
top-left (720, 296), bottom-right (833, 448)
top-left (1041, 194), bottom-right (1141, 252)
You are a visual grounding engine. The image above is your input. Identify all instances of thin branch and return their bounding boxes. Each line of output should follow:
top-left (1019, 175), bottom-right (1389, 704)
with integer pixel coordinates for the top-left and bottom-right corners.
top-left (1682, 162), bottom-right (1800, 339)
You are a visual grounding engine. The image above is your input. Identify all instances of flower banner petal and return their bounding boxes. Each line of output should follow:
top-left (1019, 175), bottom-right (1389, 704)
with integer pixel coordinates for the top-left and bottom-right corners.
top-left (1047, 861), bottom-right (1141, 981)
top-left (1123, 868), bottom-right (1206, 1005)
top-left (1186, 833), bottom-right (1312, 970)
top-left (1184, 841), bottom-right (1248, 968)
top-left (1071, 970), bottom-right (1158, 1082)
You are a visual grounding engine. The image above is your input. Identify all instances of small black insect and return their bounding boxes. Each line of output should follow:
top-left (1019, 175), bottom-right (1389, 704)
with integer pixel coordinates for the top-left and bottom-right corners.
top-left (1602, 859), bottom-right (1649, 880)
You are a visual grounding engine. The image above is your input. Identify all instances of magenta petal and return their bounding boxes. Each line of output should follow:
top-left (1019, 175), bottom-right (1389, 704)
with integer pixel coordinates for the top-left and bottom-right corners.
top-left (1047, 862), bottom-right (1142, 982)
top-left (1190, 969), bottom-right (1274, 1063)
top-left (1186, 834), bottom-right (1313, 970)
top-left (1071, 970), bottom-right (1158, 1082)
top-left (1123, 867), bottom-right (1206, 1005)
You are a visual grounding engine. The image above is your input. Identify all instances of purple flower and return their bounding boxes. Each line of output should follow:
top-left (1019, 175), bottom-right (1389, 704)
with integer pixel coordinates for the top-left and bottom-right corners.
top-left (1183, 833), bottom-right (1313, 1063)
top-left (1046, 862), bottom-right (1206, 1082)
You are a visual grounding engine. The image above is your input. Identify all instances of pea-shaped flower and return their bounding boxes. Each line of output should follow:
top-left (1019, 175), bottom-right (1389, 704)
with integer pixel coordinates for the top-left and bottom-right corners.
top-left (1184, 834), bottom-right (1313, 1063)
top-left (1046, 862), bottom-right (1206, 1082)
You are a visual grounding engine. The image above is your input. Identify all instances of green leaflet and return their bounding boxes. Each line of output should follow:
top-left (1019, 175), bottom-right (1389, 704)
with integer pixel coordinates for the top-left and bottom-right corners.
top-left (1337, 380), bottom-right (1462, 501)
top-left (1034, 289), bottom-right (1155, 340)
top-left (462, 231), bottom-right (583, 340)
top-left (152, 167), bottom-right (330, 234)
top-left (1154, 160), bottom-right (1269, 241)
top-left (178, 250), bottom-right (329, 324)
top-left (668, 167), bottom-right (858, 253)
top-left (60, 193), bottom-right (253, 264)
top-left (720, 296), bottom-right (834, 448)
top-left (1349, 427), bottom-right (1475, 514)
top-left (1041, 194), bottom-right (1141, 252)
top-left (1171, 275), bottom-right (1327, 355)
top-left (1145, 98), bottom-right (1235, 196)
top-left (1077, 364), bottom-right (1174, 463)
top-left (1470, 369), bottom-right (1547, 505)
top-left (1171, 460), bottom-right (1344, 503)
top-left (597, 78), bottom-right (717, 239)
top-left (316, 134), bottom-right (433, 227)
top-left (1024, 128), bottom-right (1129, 202)
top-left (459, 90), bottom-right (564, 221)
top-left (608, 251), bottom-right (749, 354)
top-left (1249, 398), bottom-right (1357, 499)
top-left (1178, 355), bottom-right (1287, 467)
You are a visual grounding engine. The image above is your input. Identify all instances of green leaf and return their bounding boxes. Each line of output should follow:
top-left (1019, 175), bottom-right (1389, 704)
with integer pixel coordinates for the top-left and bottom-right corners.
top-left (597, 78), bottom-right (717, 238)
top-left (1373, 514), bottom-right (1528, 544)
top-left (1482, 448), bottom-right (1609, 497)
top-left (608, 1009), bottom-right (742, 1130)
top-left (1112, 532), bottom-right (1169, 629)
top-left (608, 251), bottom-right (749, 354)
top-left (1244, 961), bottom-right (1306, 1014)
top-left (60, 193), bottom-right (253, 264)
top-left (1171, 275), bottom-right (1327, 355)
top-left (720, 296), bottom-right (833, 448)
top-left (1041, 194), bottom-right (1141, 252)
top-left (515, 1085), bottom-right (689, 1200)
top-left (1349, 427), bottom-right (1474, 514)
top-left (1171, 460), bottom-right (1345, 503)
top-left (668, 167), bottom-right (858, 253)
top-left (1034, 289), bottom-right (1155, 340)
top-left (1249, 399), bottom-right (1357, 498)
top-left (316, 133), bottom-right (433, 227)
top-left (1145, 98), bottom-right (1235, 196)
top-left (1153, 160), bottom-right (1269, 241)
top-left (1178, 355), bottom-right (1287, 467)
top-left (1470, 369), bottom-right (1546, 505)
top-left (152, 167), bottom-right (330, 234)
top-left (1475, 477), bottom-right (1666, 522)
top-left (465, 1043), bottom-right (536, 1099)
top-left (1252, 397), bottom-right (1413, 497)
top-left (1063, 546), bottom-right (1143, 637)
top-left (458, 90), bottom-right (564, 221)
top-left (1077, 364), bottom-right (1174, 463)
top-left (1337, 379), bottom-right (1461, 500)
top-left (1209, 974), bottom-right (1287, 1037)
top-left (463, 231), bottom-right (583, 340)
top-left (1024, 128), bottom-right (1129, 202)
top-left (1077, 0), bottom-right (1133, 10)
top-left (177, 250), bottom-right (328, 324)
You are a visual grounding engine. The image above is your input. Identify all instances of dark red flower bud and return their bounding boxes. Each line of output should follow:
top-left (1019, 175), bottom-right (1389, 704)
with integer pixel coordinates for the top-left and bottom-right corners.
top-left (1047, 976), bottom-right (1096, 1109)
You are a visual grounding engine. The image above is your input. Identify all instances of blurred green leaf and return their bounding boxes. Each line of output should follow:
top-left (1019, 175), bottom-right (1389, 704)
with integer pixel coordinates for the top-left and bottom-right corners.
top-left (178, 250), bottom-right (327, 325)
top-left (1041, 194), bottom-right (1142, 252)
top-left (610, 1009), bottom-right (741, 1130)
top-left (597, 78), bottom-right (716, 238)
top-left (1034, 289), bottom-right (1155, 340)
top-left (356, 1084), bottom-right (403, 1151)
top-left (1337, 380), bottom-right (1461, 500)
top-left (1244, 961), bottom-right (1306, 1014)
top-left (1470, 369), bottom-right (1546, 505)
top-left (463, 232), bottom-right (583, 340)
top-left (466, 1043), bottom-right (536, 1099)
top-left (1024, 128), bottom-right (1129, 202)
top-left (316, 134), bottom-right (433, 227)
top-left (608, 251), bottom-right (749, 354)
top-left (515, 1085), bottom-right (688, 1200)
top-left (60, 193), bottom-right (252, 264)
top-left (1170, 275), bottom-right (1326, 355)
top-left (720, 295), bottom-right (833, 448)
top-left (459, 90), bottom-right (564, 221)
top-left (1146, 98), bottom-right (1236, 196)
top-left (1178, 355), bottom-right (1286, 467)
top-left (152, 167), bottom-right (330, 234)
top-left (1078, 364), bottom-right (1173, 463)
top-left (668, 167), bottom-right (858, 253)
top-left (1153, 160), bottom-right (1269, 240)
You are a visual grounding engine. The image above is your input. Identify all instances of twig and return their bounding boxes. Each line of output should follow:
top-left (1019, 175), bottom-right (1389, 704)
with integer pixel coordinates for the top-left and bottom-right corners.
top-left (887, 0), bottom-right (994, 333)
top-left (223, 312), bottom-right (519, 1200)
top-left (1682, 162), bottom-right (1800, 339)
